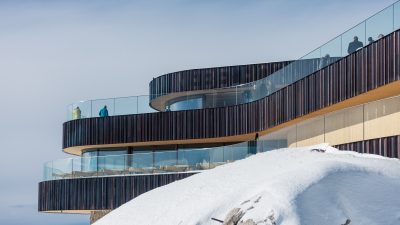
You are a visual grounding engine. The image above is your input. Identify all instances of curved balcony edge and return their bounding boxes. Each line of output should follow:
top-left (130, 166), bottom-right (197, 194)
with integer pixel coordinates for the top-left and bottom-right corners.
top-left (149, 61), bottom-right (293, 97)
top-left (62, 30), bottom-right (400, 153)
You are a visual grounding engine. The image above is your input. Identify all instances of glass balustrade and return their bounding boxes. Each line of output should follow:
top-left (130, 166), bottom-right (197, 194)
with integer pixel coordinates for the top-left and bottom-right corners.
top-left (43, 140), bottom-right (287, 181)
top-left (65, 1), bottom-right (400, 121)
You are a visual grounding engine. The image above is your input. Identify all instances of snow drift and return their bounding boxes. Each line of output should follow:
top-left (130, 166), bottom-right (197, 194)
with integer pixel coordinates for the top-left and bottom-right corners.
top-left (94, 144), bottom-right (400, 225)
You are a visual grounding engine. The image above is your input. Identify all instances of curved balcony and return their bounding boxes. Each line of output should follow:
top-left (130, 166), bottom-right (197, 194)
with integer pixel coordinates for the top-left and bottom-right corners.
top-left (66, 2), bottom-right (400, 122)
top-left (149, 61), bottom-right (293, 97)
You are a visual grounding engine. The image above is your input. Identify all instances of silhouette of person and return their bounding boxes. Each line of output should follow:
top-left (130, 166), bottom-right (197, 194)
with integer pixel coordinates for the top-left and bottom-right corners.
top-left (347, 36), bottom-right (363, 54)
top-left (99, 105), bottom-right (109, 117)
top-left (319, 54), bottom-right (331, 69)
top-left (368, 37), bottom-right (374, 44)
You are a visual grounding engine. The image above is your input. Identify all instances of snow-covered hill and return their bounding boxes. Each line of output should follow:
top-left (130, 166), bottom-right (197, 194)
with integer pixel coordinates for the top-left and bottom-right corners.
top-left (94, 144), bottom-right (400, 225)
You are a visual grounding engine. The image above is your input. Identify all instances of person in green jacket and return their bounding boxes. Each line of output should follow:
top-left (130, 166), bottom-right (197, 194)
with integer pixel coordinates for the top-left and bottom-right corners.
top-left (72, 106), bottom-right (81, 119)
top-left (99, 105), bottom-right (109, 117)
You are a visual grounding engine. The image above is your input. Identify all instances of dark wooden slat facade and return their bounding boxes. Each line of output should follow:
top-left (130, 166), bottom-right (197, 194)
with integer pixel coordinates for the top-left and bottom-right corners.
top-left (38, 172), bottom-right (197, 212)
top-left (334, 135), bottom-right (400, 159)
top-left (63, 30), bottom-right (400, 150)
top-left (149, 61), bottom-right (293, 99)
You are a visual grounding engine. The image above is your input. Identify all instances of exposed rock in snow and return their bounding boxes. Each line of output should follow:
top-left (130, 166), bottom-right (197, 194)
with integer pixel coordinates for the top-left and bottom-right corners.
top-left (94, 144), bottom-right (400, 225)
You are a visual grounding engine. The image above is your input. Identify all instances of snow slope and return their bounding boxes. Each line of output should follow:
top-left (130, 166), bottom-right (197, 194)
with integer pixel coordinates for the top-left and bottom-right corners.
top-left (94, 144), bottom-right (400, 225)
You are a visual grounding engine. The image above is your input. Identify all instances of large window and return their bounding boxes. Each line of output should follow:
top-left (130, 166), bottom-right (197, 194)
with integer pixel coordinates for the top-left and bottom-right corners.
top-left (169, 96), bottom-right (204, 111)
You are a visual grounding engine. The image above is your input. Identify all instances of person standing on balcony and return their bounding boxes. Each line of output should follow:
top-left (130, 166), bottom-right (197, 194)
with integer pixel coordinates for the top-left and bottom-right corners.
top-left (319, 54), bottom-right (331, 69)
top-left (72, 106), bottom-right (81, 119)
top-left (368, 37), bottom-right (374, 44)
top-left (347, 36), bottom-right (363, 54)
top-left (99, 105), bottom-right (109, 117)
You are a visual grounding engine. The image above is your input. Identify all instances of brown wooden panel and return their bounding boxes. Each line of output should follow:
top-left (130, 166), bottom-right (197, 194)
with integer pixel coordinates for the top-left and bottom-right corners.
top-left (63, 30), bottom-right (400, 150)
top-left (334, 135), bottom-right (400, 159)
top-left (149, 61), bottom-right (293, 99)
top-left (38, 172), bottom-right (197, 212)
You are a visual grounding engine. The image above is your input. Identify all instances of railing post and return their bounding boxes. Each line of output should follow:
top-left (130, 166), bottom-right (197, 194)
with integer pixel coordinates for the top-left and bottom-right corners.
top-left (393, 4), bottom-right (395, 31)
top-left (90, 100), bottom-right (93, 117)
top-left (235, 86), bottom-right (238, 104)
top-left (123, 155), bottom-right (126, 176)
top-left (71, 158), bottom-right (74, 179)
top-left (113, 98), bottom-right (116, 116)
top-left (208, 150), bottom-right (211, 169)
top-left (136, 96), bottom-right (139, 114)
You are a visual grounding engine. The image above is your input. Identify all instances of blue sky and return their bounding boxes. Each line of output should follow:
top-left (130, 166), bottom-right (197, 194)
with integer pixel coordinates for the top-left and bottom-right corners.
top-left (0, 0), bottom-right (396, 224)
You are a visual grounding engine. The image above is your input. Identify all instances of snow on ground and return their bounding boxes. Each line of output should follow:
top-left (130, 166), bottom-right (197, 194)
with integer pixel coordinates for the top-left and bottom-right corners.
top-left (95, 144), bottom-right (400, 225)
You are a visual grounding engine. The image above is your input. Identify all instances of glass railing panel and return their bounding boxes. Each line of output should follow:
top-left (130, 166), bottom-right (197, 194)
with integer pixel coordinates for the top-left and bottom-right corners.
top-left (137, 95), bottom-right (157, 114)
top-left (178, 148), bottom-right (210, 171)
top-left (236, 82), bottom-right (255, 104)
top-left (43, 161), bottom-right (53, 180)
top-left (209, 146), bottom-right (225, 168)
top-left (251, 79), bottom-right (266, 101)
top-left (79, 156), bottom-right (98, 178)
top-left (209, 89), bottom-right (217, 108)
top-left (320, 35), bottom-right (342, 68)
top-left (71, 158), bottom-right (82, 178)
top-left (211, 89), bottom-right (240, 108)
top-left (97, 155), bottom-right (126, 176)
top-left (366, 5), bottom-right (393, 46)
top-left (395, 2), bottom-right (400, 30)
top-left (224, 145), bottom-right (249, 163)
top-left (66, 104), bottom-right (73, 121)
top-left (299, 48), bottom-right (321, 80)
top-left (71, 101), bottom-right (91, 120)
top-left (52, 158), bottom-right (73, 180)
top-left (342, 21), bottom-right (366, 56)
top-left (154, 151), bottom-right (177, 172)
top-left (128, 152), bottom-right (154, 174)
top-left (115, 96), bottom-right (138, 116)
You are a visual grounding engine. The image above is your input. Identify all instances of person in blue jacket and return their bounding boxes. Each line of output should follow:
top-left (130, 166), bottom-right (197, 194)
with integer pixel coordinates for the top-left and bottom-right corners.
top-left (99, 105), bottom-right (109, 117)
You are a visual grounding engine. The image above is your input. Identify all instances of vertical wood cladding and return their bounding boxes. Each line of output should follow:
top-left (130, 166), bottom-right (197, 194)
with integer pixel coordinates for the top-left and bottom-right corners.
top-left (63, 30), bottom-right (400, 149)
top-left (334, 135), bottom-right (400, 159)
top-left (149, 61), bottom-right (293, 98)
top-left (38, 172), bottom-right (197, 212)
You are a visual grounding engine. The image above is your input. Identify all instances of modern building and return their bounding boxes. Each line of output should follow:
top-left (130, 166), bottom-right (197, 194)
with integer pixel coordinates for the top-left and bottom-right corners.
top-left (39, 2), bottom-right (400, 224)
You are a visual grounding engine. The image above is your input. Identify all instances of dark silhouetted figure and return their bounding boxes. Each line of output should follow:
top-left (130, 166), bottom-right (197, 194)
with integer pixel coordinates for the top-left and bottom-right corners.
top-left (347, 36), bottom-right (363, 54)
top-left (368, 37), bottom-right (374, 44)
top-left (99, 105), bottom-right (109, 117)
top-left (319, 54), bottom-right (331, 69)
